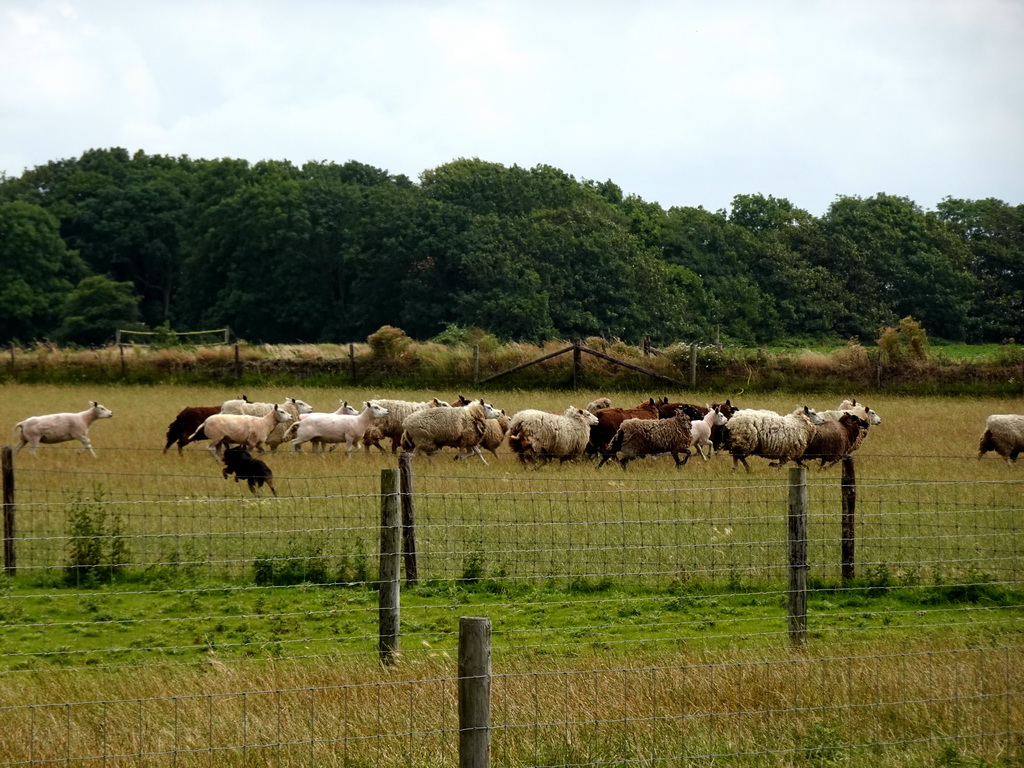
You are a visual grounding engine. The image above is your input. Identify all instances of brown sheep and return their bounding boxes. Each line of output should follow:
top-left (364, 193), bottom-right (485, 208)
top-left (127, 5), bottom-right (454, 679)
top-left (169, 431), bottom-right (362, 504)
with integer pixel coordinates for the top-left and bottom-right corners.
top-left (587, 399), bottom-right (661, 457)
top-left (801, 412), bottom-right (869, 468)
top-left (163, 406), bottom-right (220, 454)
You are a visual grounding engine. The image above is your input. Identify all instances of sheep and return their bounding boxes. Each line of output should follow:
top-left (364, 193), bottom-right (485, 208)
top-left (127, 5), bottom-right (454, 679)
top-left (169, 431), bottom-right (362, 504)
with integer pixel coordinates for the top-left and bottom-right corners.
top-left (656, 398), bottom-right (737, 451)
top-left (358, 398), bottom-right (451, 453)
top-left (220, 446), bottom-right (276, 495)
top-left (163, 405), bottom-right (220, 454)
top-left (689, 405), bottom-right (729, 460)
top-left (587, 399), bottom-right (662, 457)
top-left (599, 409), bottom-right (694, 468)
top-left (475, 408), bottom-right (510, 459)
top-left (220, 397), bottom-right (314, 451)
top-left (508, 406), bottom-right (599, 466)
top-left (367, 398), bottom-right (453, 452)
top-left (290, 400), bottom-right (360, 452)
top-left (193, 404), bottom-right (294, 456)
top-left (287, 401), bottom-right (389, 454)
top-left (817, 398), bottom-right (882, 453)
top-left (723, 406), bottom-right (825, 472)
top-left (297, 400), bottom-right (360, 419)
top-left (361, 424), bottom-right (388, 454)
top-left (978, 414), bottom-right (1024, 464)
top-left (12, 401), bottom-right (114, 457)
top-left (585, 397), bottom-right (612, 413)
top-left (400, 399), bottom-right (502, 464)
top-left (801, 412), bottom-right (870, 468)
top-left (441, 402), bottom-right (509, 459)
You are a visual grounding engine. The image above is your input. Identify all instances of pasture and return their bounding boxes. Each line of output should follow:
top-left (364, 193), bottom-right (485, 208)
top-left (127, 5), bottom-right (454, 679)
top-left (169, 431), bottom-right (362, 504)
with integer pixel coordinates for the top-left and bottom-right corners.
top-left (0, 383), bottom-right (1022, 767)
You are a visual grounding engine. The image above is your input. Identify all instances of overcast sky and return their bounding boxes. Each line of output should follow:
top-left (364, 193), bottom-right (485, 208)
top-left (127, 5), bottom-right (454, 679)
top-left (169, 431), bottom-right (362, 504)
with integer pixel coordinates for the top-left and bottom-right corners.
top-left (2, 1), bottom-right (1022, 216)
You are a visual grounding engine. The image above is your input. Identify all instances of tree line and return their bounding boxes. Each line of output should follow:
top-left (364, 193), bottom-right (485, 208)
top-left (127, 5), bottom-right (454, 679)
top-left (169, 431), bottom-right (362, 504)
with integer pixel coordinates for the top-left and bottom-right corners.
top-left (1, 148), bottom-right (1021, 347)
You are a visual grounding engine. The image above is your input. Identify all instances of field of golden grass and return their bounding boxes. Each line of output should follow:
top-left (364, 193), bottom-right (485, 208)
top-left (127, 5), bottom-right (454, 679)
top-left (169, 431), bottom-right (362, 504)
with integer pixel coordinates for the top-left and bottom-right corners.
top-left (0, 383), bottom-right (1022, 767)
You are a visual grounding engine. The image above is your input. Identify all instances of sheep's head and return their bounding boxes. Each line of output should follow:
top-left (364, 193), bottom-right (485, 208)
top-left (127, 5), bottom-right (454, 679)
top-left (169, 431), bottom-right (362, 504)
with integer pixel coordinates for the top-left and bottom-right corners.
top-left (566, 406), bottom-right (599, 426)
top-left (800, 406), bottom-right (825, 425)
top-left (480, 401), bottom-right (503, 420)
top-left (90, 401), bottom-right (114, 419)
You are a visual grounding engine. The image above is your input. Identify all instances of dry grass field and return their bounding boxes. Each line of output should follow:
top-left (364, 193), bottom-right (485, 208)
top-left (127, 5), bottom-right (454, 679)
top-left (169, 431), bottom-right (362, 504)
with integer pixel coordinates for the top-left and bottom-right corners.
top-left (0, 383), bottom-right (1022, 766)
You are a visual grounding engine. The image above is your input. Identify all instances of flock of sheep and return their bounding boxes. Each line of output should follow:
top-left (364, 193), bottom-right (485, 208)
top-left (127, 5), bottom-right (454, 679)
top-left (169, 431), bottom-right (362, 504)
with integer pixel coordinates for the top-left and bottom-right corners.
top-left (10, 394), bottom-right (1024, 492)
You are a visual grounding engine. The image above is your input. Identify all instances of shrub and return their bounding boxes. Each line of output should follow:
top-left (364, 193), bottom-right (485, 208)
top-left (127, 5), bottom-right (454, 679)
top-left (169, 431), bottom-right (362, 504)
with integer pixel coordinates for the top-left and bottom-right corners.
top-left (877, 317), bottom-right (930, 363)
top-left (64, 492), bottom-right (130, 586)
top-left (367, 325), bottom-right (412, 359)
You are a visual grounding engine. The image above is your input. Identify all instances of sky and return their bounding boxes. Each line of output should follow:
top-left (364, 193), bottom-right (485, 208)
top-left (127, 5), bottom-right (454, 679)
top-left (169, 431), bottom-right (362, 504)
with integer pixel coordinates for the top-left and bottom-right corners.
top-left (2, 0), bottom-right (1023, 217)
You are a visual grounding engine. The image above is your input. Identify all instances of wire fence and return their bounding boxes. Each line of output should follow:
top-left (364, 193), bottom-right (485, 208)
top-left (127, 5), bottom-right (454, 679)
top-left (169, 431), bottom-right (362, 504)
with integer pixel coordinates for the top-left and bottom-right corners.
top-left (1, 450), bottom-right (1022, 766)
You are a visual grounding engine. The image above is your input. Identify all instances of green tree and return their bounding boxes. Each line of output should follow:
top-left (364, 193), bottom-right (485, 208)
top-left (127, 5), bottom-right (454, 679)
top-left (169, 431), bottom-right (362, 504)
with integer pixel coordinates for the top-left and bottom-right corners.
top-left (817, 194), bottom-right (975, 341)
top-left (56, 275), bottom-right (142, 346)
top-left (936, 197), bottom-right (1024, 342)
top-left (0, 201), bottom-right (87, 342)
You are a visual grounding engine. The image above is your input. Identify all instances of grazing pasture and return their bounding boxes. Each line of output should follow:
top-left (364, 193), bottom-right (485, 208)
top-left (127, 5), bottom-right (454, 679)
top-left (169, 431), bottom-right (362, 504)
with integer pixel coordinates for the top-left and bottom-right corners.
top-left (0, 383), bottom-right (1022, 767)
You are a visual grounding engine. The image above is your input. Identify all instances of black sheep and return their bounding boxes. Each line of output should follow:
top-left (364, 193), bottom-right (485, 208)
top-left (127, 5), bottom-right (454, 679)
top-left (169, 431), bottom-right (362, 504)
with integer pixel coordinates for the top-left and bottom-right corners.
top-left (220, 446), bottom-right (276, 495)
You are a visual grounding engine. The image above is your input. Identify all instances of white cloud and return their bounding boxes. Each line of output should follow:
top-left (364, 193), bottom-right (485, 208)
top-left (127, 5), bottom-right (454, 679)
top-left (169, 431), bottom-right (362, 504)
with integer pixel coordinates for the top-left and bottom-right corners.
top-left (1, 0), bottom-right (1022, 213)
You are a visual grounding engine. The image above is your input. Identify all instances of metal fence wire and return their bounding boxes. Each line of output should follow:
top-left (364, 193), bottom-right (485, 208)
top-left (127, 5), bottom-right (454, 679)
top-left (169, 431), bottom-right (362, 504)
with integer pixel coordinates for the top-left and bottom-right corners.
top-left (0, 453), bottom-right (1021, 766)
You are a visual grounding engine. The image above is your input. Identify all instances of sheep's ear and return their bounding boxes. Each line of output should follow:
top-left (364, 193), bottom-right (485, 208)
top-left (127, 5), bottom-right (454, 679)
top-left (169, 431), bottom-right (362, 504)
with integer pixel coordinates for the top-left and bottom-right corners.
top-left (90, 400), bottom-right (97, 407)
top-left (725, 399), bottom-right (731, 407)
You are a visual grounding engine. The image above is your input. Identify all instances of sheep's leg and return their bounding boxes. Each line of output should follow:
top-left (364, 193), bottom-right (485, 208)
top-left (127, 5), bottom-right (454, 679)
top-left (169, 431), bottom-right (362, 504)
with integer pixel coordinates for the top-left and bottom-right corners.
top-left (674, 451), bottom-right (691, 467)
top-left (464, 446), bottom-right (488, 465)
top-left (78, 436), bottom-right (97, 458)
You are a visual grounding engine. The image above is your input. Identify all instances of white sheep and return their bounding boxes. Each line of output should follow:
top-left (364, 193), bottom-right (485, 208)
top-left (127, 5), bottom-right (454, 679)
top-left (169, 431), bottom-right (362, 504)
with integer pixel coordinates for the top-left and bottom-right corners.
top-left (585, 397), bottom-right (612, 413)
top-left (400, 399), bottom-right (502, 464)
top-left (507, 406), bottom-right (599, 466)
top-left (293, 400), bottom-right (359, 452)
top-left (724, 406), bottom-right (825, 471)
top-left (599, 410), bottom-right (694, 468)
top-left (288, 401), bottom-right (389, 454)
top-left (367, 397), bottom-right (453, 452)
top-left (298, 400), bottom-right (360, 419)
top-left (220, 397), bottom-right (314, 451)
top-left (978, 414), bottom-right (1024, 464)
top-left (689, 405), bottom-right (729, 460)
top-left (12, 401), bottom-right (114, 457)
top-left (194, 405), bottom-right (294, 456)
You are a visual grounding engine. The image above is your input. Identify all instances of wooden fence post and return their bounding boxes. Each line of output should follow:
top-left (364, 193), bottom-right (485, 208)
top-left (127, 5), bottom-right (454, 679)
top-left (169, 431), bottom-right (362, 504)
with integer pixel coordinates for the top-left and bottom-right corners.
top-left (459, 616), bottom-right (491, 768)
top-left (788, 466), bottom-right (808, 646)
top-left (379, 468), bottom-right (401, 664)
top-left (841, 456), bottom-right (856, 582)
top-left (119, 344), bottom-right (127, 378)
top-left (398, 452), bottom-right (418, 585)
top-left (349, 343), bottom-right (356, 382)
top-left (689, 343), bottom-right (698, 388)
top-left (233, 343), bottom-right (242, 380)
top-left (8, 343), bottom-right (14, 377)
top-left (472, 344), bottom-right (480, 386)
top-left (3, 446), bottom-right (15, 576)
top-left (572, 339), bottom-right (581, 390)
